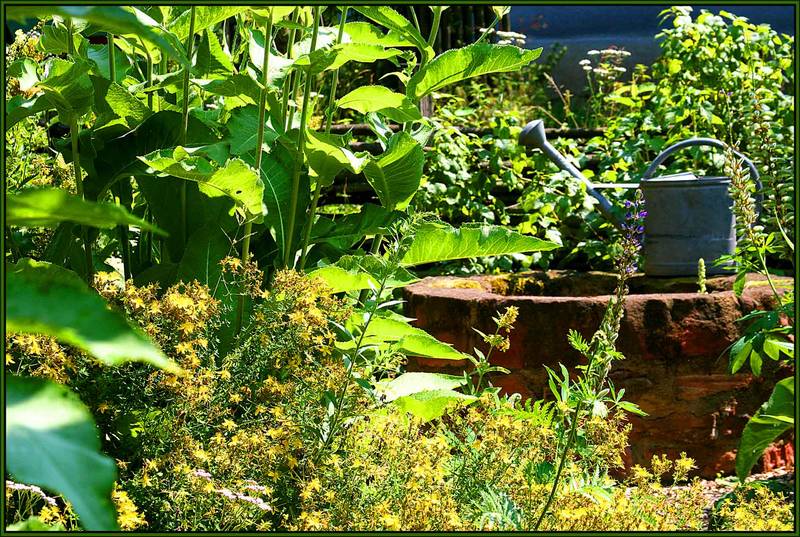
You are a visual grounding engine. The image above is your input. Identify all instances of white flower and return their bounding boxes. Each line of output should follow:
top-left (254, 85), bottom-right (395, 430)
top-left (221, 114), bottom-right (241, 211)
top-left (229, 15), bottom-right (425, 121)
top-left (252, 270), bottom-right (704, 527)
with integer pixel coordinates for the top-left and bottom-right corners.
top-left (582, 65), bottom-right (592, 71)
top-left (587, 49), bottom-right (600, 55)
top-left (579, 59), bottom-right (591, 66)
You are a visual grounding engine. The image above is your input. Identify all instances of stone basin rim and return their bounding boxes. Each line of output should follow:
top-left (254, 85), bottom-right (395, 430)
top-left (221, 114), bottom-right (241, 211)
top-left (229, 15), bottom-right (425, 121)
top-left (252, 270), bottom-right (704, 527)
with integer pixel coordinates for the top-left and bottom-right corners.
top-left (406, 271), bottom-right (792, 301)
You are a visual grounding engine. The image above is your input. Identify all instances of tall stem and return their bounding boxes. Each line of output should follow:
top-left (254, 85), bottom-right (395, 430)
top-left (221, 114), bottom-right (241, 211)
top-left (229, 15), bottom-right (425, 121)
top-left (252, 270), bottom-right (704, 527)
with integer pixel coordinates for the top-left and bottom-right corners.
top-left (108, 34), bottom-right (116, 81)
top-left (298, 7), bottom-right (349, 271)
top-left (235, 10), bottom-right (274, 335)
top-left (427, 8), bottom-right (442, 48)
top-left (139, 37), bottom-right (153, 110)
top-left (281, 8), bottom-right (301, 131)
top-left (474, 14), bottom-right (500, 45)
top-left (180, 7), bottom-right (197, 249)
top-left (284, 6), bottom-right (321, 268)
top-left (65, 18), bottom-right (74, 56)
top-left (70, 116), bottom-right (93, 282)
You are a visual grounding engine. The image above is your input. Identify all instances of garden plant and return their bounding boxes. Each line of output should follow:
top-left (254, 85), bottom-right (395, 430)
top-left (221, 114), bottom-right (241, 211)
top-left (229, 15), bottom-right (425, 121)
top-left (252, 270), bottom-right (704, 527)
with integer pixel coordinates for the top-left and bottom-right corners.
top-left (3, 4), bottom-right (796, 532)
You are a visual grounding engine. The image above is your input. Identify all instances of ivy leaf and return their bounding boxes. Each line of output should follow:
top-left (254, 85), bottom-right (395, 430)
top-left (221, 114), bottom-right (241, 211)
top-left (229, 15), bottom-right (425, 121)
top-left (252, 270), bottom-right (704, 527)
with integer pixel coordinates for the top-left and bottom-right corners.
top-left (406, 43), bottom-right (542, 100)
top-left (7, 375), bottom-right (119, 530)
top-left (401, 222), bottom-right (560, 267)
top-left (337, 85), bottom-right (422, 123)
top-left (6, 188), bottom-right (167, 235)
top-left (362, 132), bottom-right (425, 210)
top-left (7, 259), bottom-right (179, 372)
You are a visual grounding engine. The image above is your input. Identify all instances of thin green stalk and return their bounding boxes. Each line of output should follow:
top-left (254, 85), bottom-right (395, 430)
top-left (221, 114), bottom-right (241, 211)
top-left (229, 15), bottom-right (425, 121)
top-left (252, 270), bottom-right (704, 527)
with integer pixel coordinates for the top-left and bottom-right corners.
top-left (139, 37), bottom-right (153, 110)
top-left (474, 14), bottom-right (500, 45)
top-left (281, 8), bottom-right (301, 130)
top-left (65, 18), bottom-right (74, 55)
top-left (284, 6), bottom-right (321, 268)
top-left (356, 234), bottom-right (383, 303)
top-left (427, 8), bottom-right (442, 48)
top-left (69, 116), bottom-right (93, 282)
top-left (298, 7), bottom-right (349, 271)
top-left (409, 6), bottom-right (421, 33)
top-left (179, 7), bottom-right (197, 249)
top-left (108, 33), bottom-right (116, 81)
top-left (235, 10), bottom-right (274, 335)
top-left (533, 396), bottom-right (587, 530)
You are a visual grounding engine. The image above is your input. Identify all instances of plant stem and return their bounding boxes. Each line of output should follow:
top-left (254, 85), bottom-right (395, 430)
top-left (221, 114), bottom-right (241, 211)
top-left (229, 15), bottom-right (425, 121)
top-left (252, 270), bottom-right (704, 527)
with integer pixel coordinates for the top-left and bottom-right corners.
top-left (474, 14), bottom-right (500, 45)
top-left (298, 6), bottom-right (349, 271)
top-left (108, 33), bottom-right (116, 81)
top-left (284, 6), bottom-right (321, 268)
top-left (427, 8), bottom-right (442, 48)
top-left (235, 10), bottom-right (274, 335)
top-left (179, 6), bottom-right (197, 249)
top-left (139, 37), bottom-right (153, 110)
top-left (533, 397), bottom-right (586, 530)
top-left (69, 116), bottom-right (93, 283)
top-left (281, 8), bottom-right (301, 131)
top-left (65, 18), bottom-right (74, 55)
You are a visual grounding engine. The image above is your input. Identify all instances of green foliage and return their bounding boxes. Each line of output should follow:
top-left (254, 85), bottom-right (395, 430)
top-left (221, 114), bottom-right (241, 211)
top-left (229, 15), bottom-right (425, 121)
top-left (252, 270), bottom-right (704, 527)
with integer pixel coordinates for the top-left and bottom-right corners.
top-left (6, 375), bottom-right (119, 531)
top-left (735, 377), bottom-right (794, 481)
top-left (7, 188), bottom-right (165, 234)
top-left (7, 258), bottom-right (178, 372)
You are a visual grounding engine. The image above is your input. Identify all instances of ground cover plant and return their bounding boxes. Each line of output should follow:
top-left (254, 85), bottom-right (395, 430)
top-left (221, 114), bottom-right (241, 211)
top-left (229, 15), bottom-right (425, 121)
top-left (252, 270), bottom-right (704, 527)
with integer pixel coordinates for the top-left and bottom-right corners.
top-left (3, 4), bottom-right (795, 532)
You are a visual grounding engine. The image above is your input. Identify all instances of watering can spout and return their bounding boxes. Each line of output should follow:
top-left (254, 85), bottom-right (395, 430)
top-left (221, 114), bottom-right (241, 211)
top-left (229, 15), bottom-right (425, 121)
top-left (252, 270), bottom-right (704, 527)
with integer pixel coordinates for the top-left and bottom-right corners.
top-left (519, 120), bottom-right (622, 229)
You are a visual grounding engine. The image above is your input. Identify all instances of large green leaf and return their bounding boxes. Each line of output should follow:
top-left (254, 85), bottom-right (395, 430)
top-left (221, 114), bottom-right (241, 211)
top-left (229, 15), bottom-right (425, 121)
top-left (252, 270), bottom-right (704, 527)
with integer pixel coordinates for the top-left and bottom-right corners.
top-left (7, 6), bottom-right (186, 66)
top-left (342, 21), bottom-right (417, 47)
top-left (735, 377), bottom-right (794, 480)
top-left (195, 29), bottom-right (234, 79)
top-left (87, 44), bottom-right (131, 83)
top-left (248, 29), bottom-right (295, 85)
top-left (90, 76), bottom-right (151, 130)
top-left (308, 254), bottom-right (418, 294)
top-left (37, 58), bottom-right (94, 123)
top-left (293, 43), bottom-right (402, 74)
top-left (362, 132), bottom-right (425, 210)
top-left (138, 147), bottom-right (265, 217)
top-left (377, 372), bottom-right (467, 401)
top-left (337, 85), bottom-right (422, 123)
top-left (245, 140), bottom-right (309, 265)
top-left (192, 74), bottom-right (263, 109)
top-left (402, 222), bottom-right (560, 267)
top-left (305, 130), bottom-right (369, 187)
top-left (406, 43), bottom-right (542, 100)
top-left (352, 6), bottom-right (434, 62)
top-left (7, 375), bottom-right (118, 531)
top-left (177, 223), bottom-right (235, 286)
top-left (394, 389), bottom-right (477, 422)
top-left (6, 94), bottom-right (52, 130)
top-left (226, 104), bottom-right (281, 156)
top-left (8, 58), bottom-right (39, 92)
top-left (6, 259), bottom-right (179, 373)
top-left (6, 188), bottom-right (166, 235)
top-left (311, 204), bottom-right (401, 249)
top-left (168, 6), bottom-right (248, 41)
top-left (360, 316), bottom-right (470, 360)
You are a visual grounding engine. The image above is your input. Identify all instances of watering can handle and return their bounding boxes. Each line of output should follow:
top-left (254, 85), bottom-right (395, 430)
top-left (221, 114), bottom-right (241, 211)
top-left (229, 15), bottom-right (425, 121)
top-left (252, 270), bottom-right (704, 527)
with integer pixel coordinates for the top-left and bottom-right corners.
top-left (642, 138), bottom-right (762, 207)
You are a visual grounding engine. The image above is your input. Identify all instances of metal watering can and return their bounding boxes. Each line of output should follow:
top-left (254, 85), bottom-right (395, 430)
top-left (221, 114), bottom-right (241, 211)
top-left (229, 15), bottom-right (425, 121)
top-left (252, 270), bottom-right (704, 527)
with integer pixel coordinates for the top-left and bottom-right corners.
top-left (519, 119), bottom-right (761, 277)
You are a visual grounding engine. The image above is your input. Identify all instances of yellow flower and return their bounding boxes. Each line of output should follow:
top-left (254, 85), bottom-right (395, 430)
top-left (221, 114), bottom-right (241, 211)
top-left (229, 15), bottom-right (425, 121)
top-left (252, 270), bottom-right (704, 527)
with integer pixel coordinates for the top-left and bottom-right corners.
top-left (222, 419), bottom-right (237, 431)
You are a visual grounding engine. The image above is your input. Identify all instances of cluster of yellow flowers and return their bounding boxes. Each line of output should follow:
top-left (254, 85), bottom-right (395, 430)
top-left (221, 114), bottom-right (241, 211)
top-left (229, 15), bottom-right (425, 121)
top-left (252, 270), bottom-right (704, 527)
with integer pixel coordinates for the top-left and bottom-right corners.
top-left (112, 485), bottom-right (146, 530)
top-left (715, 485), bottom-right (794, 531)
top-left (5, 334), bottom-right (76, 384)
